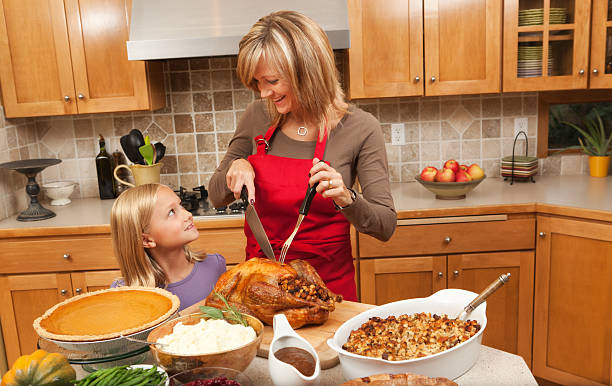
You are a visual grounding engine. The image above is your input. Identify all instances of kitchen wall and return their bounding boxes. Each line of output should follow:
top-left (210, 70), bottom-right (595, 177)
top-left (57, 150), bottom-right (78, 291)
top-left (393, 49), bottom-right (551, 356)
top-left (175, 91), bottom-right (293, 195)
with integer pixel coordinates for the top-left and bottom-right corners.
top-left (0, 52), bottom-right (589, 221)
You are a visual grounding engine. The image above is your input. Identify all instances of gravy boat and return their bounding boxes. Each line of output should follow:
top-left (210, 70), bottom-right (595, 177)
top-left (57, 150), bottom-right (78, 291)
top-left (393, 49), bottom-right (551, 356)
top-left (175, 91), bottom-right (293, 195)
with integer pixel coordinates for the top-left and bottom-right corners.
top-left (268, 314), bottom-right (321, 386)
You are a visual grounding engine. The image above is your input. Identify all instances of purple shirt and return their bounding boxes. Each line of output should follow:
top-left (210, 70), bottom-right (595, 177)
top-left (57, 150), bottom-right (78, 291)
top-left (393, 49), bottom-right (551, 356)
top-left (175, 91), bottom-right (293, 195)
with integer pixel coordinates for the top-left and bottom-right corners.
top-left (111, 253), bottom-right (226, 311)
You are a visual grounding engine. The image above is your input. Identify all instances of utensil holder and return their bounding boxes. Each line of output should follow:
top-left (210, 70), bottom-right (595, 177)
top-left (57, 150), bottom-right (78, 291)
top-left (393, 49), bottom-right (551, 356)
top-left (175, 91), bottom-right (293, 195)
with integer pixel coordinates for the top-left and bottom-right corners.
top-left (505, 131), bottom-right (536, 185)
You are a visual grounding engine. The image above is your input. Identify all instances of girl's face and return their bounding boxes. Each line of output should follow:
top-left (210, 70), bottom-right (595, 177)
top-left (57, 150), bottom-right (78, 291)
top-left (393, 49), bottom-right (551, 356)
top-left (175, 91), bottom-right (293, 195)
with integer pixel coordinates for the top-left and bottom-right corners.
top-left (253, 59), bottom-right (295, 115)
top-left (144, 186), bottom-right (199, 249)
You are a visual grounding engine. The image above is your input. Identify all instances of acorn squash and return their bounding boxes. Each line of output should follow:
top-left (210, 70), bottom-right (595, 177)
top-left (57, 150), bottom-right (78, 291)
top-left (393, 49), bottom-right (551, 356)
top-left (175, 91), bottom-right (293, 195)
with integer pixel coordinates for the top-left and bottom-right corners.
top-left (1, 349), bottom-right (75, 386)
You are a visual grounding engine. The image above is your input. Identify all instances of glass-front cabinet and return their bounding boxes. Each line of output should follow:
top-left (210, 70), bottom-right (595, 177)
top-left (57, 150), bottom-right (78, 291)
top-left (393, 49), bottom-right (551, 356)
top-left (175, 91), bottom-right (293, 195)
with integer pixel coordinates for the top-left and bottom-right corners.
top-left (590, 0), bottom-right (612, 88)
top-left (503, 0), bottom-right (591, 91)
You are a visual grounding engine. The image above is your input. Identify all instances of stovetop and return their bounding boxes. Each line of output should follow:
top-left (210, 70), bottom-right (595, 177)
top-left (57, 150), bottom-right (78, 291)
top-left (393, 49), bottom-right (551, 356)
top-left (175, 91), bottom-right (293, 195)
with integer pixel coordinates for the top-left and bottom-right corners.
top-left (175, 185), bottom-right (246, 217)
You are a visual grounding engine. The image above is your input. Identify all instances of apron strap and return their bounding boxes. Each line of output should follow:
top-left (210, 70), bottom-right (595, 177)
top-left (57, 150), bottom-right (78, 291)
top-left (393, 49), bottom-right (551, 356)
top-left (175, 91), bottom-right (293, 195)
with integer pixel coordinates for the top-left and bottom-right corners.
top-left (256, 124), bottom-right (329, 159)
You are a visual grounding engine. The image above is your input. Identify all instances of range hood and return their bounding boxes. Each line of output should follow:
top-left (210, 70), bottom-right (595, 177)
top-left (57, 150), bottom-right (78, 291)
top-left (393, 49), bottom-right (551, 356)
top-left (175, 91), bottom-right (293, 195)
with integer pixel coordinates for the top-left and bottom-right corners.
top-left (127, 0), bottom-right (350, 60)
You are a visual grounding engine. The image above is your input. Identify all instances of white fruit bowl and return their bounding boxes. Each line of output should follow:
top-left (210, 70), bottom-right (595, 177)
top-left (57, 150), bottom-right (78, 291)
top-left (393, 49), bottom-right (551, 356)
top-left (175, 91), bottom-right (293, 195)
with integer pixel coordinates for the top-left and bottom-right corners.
top-left (43, 181), bottom-right (77, 205)
top-left (327, 289), bottom-right (487, 381)
top-left (415, 175), bottom-right (486, 200)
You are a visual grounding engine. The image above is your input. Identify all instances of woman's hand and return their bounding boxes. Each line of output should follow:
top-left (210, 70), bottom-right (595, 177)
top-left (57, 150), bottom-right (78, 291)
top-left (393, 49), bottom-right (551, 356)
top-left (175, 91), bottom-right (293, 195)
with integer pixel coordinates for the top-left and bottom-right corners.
top-left (309, 157), bottom-right (354, 208)
top-left (226, 158), bottom-right (256, 202)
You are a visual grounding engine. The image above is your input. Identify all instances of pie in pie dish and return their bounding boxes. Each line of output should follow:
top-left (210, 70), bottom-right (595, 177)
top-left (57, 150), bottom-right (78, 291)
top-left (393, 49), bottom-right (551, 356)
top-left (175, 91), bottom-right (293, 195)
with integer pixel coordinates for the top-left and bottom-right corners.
top-left (33, 286), bottom-right (180, 342)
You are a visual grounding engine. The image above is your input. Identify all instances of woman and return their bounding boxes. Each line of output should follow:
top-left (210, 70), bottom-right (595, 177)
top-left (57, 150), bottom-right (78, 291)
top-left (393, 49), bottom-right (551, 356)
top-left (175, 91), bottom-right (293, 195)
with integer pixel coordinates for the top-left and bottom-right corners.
top-left (209, 11), bottom-right (396, 301)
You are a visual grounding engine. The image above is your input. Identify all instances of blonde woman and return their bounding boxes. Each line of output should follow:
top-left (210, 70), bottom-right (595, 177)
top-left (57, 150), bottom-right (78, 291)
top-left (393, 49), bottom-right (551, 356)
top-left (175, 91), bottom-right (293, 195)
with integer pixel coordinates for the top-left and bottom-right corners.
top-left (110, 184), bottom-right (226, 311)
top-left (209, 11), bottom-right (395, 301)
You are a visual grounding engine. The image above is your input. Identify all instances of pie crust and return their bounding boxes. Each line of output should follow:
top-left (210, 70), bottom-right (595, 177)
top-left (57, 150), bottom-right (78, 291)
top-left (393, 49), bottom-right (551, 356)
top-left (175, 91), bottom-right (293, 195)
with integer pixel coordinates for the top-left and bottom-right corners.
top-left (33, 286), bottom-right (180, 342)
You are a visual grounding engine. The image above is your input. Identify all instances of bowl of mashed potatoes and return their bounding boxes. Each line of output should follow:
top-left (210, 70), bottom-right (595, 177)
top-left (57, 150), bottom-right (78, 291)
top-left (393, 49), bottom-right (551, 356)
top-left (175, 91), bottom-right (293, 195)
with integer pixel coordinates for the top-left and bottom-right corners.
top-left (147, 312), bottom-right (264, 375)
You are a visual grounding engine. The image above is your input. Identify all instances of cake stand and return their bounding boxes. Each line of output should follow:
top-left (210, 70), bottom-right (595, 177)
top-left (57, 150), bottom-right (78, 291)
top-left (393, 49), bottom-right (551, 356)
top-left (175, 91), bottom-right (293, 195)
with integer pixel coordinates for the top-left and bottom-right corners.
top-left (0, 158), bottom-right (62, 221)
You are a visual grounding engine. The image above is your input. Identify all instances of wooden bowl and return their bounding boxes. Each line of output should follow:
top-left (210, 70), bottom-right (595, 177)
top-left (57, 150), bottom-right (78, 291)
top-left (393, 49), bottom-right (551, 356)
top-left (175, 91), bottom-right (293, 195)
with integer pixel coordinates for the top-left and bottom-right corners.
top-left (147, 313), bottom-right (263, 376)
top-left (415, 175), bottom-right (486, 200)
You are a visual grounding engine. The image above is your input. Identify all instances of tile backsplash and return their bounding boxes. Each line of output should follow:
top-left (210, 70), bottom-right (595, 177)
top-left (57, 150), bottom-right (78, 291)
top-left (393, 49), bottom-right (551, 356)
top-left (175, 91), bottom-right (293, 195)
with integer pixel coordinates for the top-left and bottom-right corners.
top-left (0, 52), bottom-right (590, 221)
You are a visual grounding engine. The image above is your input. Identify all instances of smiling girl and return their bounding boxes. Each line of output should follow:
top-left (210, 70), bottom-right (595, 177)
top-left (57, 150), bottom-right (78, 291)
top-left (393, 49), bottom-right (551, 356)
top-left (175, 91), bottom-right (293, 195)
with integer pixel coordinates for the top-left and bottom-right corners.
top-left (110, 183), bottom-right (225, 311)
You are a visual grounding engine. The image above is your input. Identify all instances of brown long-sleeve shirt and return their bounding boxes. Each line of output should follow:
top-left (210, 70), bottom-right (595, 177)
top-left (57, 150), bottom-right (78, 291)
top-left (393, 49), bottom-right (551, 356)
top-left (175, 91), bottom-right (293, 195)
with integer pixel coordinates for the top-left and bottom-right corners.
top-left (209, 100), bottom-right (396, 241)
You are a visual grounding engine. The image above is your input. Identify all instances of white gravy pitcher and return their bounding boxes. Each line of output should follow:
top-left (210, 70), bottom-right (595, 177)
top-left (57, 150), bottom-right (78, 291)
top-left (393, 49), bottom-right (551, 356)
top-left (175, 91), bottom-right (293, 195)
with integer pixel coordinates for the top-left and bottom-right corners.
top-left (268, 313), bottom-right (321, 386)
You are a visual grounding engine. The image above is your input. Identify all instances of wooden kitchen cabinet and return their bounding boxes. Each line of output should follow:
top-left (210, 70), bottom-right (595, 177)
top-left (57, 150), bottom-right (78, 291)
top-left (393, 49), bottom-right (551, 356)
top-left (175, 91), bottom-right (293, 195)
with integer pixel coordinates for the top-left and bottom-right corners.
top-left (589, 0), bottom-right (612, 89)
top-left (0, 0), bottom-right (165, 118)
top-left (347, 0), bottom-right (501, 98)
top-left (533, 215), bottom-right (611, 385)
top-left (0, 270), bottom-right (119, 365)
top-left (358, 215), bottom-right (535, 366)
top-left (503, 0), bottom-right (592, 92)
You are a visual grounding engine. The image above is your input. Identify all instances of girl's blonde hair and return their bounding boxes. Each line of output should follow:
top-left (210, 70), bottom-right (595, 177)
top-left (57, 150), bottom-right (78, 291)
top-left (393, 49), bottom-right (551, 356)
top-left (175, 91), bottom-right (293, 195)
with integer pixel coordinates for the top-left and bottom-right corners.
top-left (110, 183), bottom-right (203, 288)
top-left (237, 10), bottom-right (347, 136)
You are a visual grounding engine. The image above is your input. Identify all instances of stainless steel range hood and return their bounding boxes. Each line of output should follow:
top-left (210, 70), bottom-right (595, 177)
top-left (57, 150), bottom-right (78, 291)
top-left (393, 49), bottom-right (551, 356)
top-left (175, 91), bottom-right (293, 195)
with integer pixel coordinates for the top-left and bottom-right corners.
top-left (127, 0), bottom-right (350, 60)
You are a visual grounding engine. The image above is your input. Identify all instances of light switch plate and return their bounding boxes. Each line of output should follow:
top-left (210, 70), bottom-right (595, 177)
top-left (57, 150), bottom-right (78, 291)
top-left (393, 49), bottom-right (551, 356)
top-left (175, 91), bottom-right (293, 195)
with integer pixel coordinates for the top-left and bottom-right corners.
top-left (391, 123), bottom-right (405, 145)
top-left (514, 117), bottom-right (528, 138)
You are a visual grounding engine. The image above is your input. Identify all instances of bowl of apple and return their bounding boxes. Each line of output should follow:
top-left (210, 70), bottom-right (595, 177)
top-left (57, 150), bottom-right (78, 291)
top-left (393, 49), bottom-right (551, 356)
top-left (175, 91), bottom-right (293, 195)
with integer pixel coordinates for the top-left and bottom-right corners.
top-left (416, 160), bottom-right (485, 200)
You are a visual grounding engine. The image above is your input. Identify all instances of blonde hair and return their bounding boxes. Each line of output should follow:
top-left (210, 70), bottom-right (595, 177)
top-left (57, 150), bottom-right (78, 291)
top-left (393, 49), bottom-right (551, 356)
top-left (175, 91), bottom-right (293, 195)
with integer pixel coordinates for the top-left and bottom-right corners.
top-left (110, 183), bottom-right (203, 288)
top-left (237, 10), bottom-right (347, 135)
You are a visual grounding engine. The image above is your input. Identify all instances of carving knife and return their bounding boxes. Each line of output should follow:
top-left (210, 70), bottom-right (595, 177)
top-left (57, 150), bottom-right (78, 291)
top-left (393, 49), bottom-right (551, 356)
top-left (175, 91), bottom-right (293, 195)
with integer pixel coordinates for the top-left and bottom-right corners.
top-left (241, 186), bottom-right (275, 260)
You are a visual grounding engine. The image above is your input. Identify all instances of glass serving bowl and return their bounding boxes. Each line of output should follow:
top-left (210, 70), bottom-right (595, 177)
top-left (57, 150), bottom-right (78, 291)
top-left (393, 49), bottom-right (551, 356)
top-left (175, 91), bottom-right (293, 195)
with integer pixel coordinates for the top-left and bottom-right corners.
top-left (168, 367), bottom-right (251, 386)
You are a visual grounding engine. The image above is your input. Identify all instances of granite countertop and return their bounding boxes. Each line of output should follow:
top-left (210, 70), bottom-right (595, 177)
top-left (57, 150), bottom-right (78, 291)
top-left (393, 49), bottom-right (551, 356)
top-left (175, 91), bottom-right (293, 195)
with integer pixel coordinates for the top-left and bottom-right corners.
top-left (1, 175), bottom-right (611, 231)
top-left (72, 345), bottom-right (537, 385)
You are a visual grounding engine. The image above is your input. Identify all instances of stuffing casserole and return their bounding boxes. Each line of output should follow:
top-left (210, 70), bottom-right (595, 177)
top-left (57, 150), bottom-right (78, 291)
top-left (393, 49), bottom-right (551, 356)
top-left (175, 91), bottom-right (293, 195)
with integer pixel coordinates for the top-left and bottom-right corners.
top-left (342, 312), bottom-right (481, 361)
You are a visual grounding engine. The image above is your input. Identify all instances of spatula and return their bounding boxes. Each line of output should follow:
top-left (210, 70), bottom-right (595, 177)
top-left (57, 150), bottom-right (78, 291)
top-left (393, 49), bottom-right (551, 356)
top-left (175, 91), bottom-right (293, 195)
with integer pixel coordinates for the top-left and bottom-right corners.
top-left (139, 135), bottom-right (155, 165)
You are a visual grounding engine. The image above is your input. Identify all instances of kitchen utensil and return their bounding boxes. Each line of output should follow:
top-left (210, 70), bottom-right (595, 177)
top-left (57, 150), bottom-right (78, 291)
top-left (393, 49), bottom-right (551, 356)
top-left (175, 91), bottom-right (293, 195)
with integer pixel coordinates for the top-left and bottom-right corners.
top-left (119, 334), bottom-right (170, 349)
top-left (0, 158), bottom-right (62, 221)
top-left (268, 314), bottom-right (320, 386)
top-left (241, 186), bottom-right (275, 260)
top-left (120, 130), bottom-right (145, 165)
top-left (327, 289), bottom-right (487, 381)
top-left (147, 312), bottom-right (264, 375)
top-left (113, 162), bottom-right (162, 187)
top-left (279, 166), bottom-right (323, 264)
top-left (457, 273), bottom-right (511, 320)
top-left (154, 142), bottom-right (166, 162)
top-left (139, 135), bottom-right (155, 165)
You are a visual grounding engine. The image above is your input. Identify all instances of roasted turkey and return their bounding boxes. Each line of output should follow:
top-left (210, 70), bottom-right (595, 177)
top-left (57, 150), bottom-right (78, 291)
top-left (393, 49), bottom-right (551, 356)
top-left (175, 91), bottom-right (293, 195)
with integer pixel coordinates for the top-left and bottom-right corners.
top-left (205, 257), bottom-right (342, 328)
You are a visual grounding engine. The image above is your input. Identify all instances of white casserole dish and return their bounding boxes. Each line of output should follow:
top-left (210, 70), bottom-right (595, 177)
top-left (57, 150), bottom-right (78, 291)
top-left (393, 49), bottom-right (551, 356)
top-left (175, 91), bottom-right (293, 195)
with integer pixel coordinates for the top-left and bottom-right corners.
top-left (327, 289), bottom-right (486, 381)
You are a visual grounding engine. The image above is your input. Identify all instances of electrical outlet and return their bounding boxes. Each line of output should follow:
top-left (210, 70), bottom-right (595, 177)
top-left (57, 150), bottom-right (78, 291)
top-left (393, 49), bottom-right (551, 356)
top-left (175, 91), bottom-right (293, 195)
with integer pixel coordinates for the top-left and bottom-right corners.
top-left (514, 117), bottom-right (528, 137)
top-left (391, 123), bottom-right (405, 145)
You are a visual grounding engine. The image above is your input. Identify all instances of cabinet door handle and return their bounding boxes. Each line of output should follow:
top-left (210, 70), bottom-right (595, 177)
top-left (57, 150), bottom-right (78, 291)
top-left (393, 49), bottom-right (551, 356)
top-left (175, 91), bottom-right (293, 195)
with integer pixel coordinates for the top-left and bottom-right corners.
top-left (453, 270), bottom-right (459, 277)
top-left (438, 272), bottom-right (443, 278)
top-left (78, 93), bottom-right (85, 100)
top-left (75, 288), bottom-right (82, 294)
top-left (64, 95), bottom-right (71, 102)
top-left (60, 289), bottom-right (67, 295)
top-left (593, 68), bottom-right (599, 74)
top-left (63, 253), bottom-right (71, 259)
top-left (414, 76), bottom-right (420, 82)
top-left (444, 236), bottom-right (452, 243)
top-left (579, 69), bottom-right (585, 75)
top-left (430, 76), bottom-right (436, 82)
top-left (538, 231), bottom-right (546, 238)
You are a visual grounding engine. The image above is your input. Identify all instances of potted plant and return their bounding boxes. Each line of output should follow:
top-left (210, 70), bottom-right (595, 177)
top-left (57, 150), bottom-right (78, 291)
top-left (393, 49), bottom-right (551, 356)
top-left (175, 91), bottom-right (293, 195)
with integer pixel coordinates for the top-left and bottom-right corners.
top-left (563, 111), bottom-right (612, 177)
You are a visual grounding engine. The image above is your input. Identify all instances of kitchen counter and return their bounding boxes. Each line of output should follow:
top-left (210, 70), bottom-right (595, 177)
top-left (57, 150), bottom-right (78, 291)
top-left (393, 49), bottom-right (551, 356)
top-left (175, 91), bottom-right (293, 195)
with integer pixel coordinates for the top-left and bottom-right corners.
top-left (1, 175), bottom-right (611, 235)
top-left (71, 345), bottom-right (537, 385)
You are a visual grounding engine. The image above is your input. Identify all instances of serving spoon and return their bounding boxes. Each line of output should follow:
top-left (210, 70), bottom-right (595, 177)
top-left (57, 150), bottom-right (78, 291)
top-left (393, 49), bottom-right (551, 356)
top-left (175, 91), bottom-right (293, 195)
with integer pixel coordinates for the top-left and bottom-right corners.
top-left (457, 273), bottom-right (511, 320)
top-left (119, 334), bottom-right (170, 349)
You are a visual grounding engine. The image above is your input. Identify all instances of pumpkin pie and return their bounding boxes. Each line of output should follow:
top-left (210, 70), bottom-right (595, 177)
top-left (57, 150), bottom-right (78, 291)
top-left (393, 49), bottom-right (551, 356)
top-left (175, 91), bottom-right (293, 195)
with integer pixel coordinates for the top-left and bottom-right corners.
top-left (33, 286), bottom-right (180, 342)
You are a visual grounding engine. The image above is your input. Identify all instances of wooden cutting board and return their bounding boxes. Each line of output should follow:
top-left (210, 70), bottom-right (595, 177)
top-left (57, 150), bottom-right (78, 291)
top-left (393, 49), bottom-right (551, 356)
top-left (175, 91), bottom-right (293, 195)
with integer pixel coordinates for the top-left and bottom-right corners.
top-left (256, 301), bottom-right (374, 369)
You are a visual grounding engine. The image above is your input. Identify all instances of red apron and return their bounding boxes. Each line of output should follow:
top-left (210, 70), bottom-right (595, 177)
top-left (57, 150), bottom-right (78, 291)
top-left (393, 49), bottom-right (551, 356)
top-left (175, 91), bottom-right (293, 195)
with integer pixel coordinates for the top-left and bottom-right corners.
top-left (244, 125), bottom-right (357, 301)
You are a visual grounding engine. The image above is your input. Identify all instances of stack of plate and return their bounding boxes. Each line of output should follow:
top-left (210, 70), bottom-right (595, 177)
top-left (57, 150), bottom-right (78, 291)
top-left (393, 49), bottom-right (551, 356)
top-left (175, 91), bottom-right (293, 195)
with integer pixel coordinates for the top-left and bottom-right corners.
top-left (518, 8), bottom-right (567, 26)
top-left (501, 156), bottom-right (538, 179)
top-left (518, 45), bottom-right (553, 77)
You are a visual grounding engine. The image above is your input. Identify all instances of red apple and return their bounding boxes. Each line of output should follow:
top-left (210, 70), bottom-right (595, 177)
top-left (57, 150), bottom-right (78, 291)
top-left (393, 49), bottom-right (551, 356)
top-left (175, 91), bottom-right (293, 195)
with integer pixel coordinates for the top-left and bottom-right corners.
top-left (443, 159), bottom-right (459, 173)
top-left (455, 170), bottom-right (473, 182)
top-left (467, 164), bottom-right (485, 180)
top-left (435, 168), bottom-right (456, 182)
top-left (459, 164), bottom-right (469, 171)
top-left (420, 166), bottom-right (438, 182)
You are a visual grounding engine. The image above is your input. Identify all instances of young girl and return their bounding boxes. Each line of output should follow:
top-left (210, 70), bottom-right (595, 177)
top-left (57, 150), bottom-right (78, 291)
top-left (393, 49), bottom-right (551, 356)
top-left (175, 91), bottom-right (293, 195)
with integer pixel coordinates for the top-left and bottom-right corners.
top-left (110, 183), bottom-right (225, 312)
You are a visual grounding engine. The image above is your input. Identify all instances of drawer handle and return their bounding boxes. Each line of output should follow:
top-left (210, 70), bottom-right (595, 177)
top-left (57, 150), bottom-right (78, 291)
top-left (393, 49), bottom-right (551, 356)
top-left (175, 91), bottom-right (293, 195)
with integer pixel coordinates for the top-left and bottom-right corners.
top-left (453, 270), bottom-right (459, 277)
top-left (75, 288), bottom-right (82, 294)
top-left (61, 289), bottom-right (67, 296)
top-left (444, 236), bottom-right (452, 243)
top-left (438, 272), bottom-right (443, 278)
top-left (63, 253), bottom-right (71, 259)
top-left (538, 232), bottom-right (546, 238)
